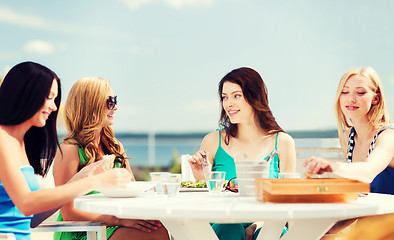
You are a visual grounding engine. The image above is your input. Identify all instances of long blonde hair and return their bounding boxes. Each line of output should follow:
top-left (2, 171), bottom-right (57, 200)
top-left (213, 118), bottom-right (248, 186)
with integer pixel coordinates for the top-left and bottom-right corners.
top-left (64, 77), bottom-right (126, 169)
top-left (335, 67), bottom-right (391, 154)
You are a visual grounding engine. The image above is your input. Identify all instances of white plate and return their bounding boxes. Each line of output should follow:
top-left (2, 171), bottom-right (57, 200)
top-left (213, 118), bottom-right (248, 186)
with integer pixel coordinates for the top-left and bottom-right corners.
top-left (179, 188), bottom-right (208, 192)
top-left (99, 181), bottom-right (156, 198)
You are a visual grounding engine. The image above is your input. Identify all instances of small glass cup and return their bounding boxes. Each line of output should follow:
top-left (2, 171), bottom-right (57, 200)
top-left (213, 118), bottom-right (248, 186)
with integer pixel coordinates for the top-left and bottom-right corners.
top-left (149, 172), bottom-right (171, 194)
top-left (162, 173), bottom-right (181, 197)
top-left (278, 172), bottom-right (301, 179)
top-left (205, 171), bottom-right (226, 196)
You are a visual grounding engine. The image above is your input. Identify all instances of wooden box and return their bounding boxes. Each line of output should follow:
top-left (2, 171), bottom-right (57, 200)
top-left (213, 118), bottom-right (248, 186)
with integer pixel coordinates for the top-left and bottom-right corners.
top-left (255, 178), bottom-right (370, 203)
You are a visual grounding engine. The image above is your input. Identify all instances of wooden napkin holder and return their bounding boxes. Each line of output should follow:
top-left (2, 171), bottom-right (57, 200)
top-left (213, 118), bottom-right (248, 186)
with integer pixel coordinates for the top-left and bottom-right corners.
top-left (255, 178), bottom-right (369, 203)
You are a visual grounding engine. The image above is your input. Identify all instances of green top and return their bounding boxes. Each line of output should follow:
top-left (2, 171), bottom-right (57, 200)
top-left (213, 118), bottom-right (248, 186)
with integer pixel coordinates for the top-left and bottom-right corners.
top-left (54, 140), bottom-right (121, 240)
top-left (212, 130), bottom-right (280, 180)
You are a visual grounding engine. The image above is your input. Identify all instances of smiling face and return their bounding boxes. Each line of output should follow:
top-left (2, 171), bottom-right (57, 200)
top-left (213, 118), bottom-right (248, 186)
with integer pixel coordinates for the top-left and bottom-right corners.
top-left (339, 74), bottom-right (379, 123)
top-left (221, 81), bottom-right (254, 124)
top-left (29, 79), bottom-right (58, 127)
top-left (102, 87), bottom-right (117, 128)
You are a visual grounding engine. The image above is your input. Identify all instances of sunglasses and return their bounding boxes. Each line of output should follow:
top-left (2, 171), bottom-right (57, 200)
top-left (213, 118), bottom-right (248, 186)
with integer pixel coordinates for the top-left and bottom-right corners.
top-left (224, 177), bottom-right (238, 193)
top-left (106, 96), bottom-right (117, 110)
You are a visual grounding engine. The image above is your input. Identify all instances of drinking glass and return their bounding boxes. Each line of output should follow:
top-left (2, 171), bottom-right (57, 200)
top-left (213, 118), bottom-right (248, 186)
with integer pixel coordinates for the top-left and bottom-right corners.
top-left (149, 172), bottom-right (171, 194)
top-left (278, 172), bottom-right (301, 179)
top-left (206, 171), bottom-right (226, 196)
top-left (162, 174), bottom-right (181, 197)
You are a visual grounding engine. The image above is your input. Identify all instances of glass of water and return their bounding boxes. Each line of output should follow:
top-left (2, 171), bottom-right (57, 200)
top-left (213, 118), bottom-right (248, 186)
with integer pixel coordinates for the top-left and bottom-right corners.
top-left (162, 173), bottom-right (181, 197)
top-left (150, 172), bottom-right (171, 194)
top-left (206, 171), bottom-right (226, 196)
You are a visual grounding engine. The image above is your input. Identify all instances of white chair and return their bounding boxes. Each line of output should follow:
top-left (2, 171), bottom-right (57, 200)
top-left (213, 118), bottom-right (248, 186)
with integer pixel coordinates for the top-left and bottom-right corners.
top-left (31, 221), bottom-right (106, 240)
top-left (32, 169), bottom-right (106, 240)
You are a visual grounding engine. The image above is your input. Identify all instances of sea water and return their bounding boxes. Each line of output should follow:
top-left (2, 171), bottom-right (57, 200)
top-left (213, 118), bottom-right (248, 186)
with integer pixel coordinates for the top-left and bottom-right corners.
top-left (119, 136), bottom-right (340, 167)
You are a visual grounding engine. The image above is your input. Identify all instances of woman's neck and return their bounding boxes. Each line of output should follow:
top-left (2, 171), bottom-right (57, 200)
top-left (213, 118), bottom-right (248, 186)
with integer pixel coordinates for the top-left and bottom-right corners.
top-left (237, 121), bottom-right (267, 141)
top-left (352, 117), bottom-right (377, 141)
top-left (93, 129), bottom-right (102, 147)
top-left (1, 123), bottom-right (31, 143)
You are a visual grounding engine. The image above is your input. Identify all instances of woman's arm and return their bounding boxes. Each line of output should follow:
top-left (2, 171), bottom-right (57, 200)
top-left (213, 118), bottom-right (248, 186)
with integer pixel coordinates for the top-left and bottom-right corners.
top-left (53, 144), bottom-right (120, 225)
top-left (305, 130), bottom-right (394, 183)
top-left (189, 131), bottom-right (219, 180)
top-left (277, 132), bottom-right (296, 172)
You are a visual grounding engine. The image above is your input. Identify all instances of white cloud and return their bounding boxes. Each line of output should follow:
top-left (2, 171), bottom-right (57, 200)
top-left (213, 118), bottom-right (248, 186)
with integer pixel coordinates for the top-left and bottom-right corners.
top-left (0, 6), bottom-right (52, 30)
top-left (119, 0), bottom-right (153, 10)
top-left (127, 45), bottom-right (153, 55)
top-left (120, 0), bottom-right (215, 10)
top-left (164, 0), bottom-right (214, 9)
top-left (23, 40), bottom-right (55, 55)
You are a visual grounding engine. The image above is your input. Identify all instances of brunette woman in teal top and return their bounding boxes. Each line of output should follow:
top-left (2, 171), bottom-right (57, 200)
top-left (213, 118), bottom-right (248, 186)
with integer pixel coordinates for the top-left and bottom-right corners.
top-left (189, 67), bottom-right (296, 240)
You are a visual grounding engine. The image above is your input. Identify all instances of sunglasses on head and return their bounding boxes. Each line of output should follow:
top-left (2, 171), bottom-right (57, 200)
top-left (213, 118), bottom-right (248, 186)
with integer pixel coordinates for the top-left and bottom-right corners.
top-left (106, 96), bottom-right (117, 110)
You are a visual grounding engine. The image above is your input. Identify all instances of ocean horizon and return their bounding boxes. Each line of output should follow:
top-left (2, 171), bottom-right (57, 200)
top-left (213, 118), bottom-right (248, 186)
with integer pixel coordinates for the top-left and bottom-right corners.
top-left (112, 129), bottom-right (341, 167)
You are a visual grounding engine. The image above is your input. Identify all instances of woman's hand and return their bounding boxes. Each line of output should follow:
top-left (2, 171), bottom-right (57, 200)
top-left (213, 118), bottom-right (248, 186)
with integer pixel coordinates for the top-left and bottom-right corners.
top-left (304, 156), bottom-right (335, 175)
top-left (118, 219), bottom-right (163, 232)
top-left (188, 150), bottom-right (206, 171)
top-left (245, 223), bottom-right (257, 240)
top-left (93, 168), bottom-right (132, 189)
top-left (67, 160), bottom-right (107, 183)
top-left (188, 150), bottom-right (211, 180)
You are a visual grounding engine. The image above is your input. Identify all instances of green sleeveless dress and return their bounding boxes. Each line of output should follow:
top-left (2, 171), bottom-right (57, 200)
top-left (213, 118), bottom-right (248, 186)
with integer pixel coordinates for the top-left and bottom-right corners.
top-left (211, 131), bottom-right (284, 240)
top-left (54, 141), bottom-right (121, 240)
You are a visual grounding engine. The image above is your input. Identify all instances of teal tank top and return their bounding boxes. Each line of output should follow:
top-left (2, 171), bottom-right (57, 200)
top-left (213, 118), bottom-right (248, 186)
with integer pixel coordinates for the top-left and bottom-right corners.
top-left (212, 131), bottom-right (280, 180)
top-left (0, 166), bottom-right (40, 240)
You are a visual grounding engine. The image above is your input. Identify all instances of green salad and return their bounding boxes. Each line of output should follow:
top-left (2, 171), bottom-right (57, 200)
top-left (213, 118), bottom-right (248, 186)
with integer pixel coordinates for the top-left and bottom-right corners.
top-left (181, 180), bottom-right (229, 188)
top-left (181, 180), bottom-right (207, 188)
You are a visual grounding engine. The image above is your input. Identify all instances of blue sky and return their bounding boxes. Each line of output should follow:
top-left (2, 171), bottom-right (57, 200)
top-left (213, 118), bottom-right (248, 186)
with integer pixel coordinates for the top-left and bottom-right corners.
top-left (1, 0), bottom-right (393, 133)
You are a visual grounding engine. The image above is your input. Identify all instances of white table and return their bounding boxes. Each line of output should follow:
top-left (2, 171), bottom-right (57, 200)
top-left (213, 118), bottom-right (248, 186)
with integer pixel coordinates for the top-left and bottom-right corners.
top-left (74, 192), bottom-right (394, 240)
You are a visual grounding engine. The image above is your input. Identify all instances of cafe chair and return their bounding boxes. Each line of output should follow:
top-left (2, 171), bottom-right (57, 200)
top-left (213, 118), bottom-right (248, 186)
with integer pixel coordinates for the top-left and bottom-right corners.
top-left (31, 221), bottom-right (106, 240)
top-left (31, 168), bottom-right (106, 240)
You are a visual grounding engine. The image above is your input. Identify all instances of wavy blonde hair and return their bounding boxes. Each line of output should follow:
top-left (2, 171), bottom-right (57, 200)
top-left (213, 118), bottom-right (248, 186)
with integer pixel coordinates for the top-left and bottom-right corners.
top-left (335, 67), bottom-right (391, 154)
top-left (64, 77), bottom-right (126, 169)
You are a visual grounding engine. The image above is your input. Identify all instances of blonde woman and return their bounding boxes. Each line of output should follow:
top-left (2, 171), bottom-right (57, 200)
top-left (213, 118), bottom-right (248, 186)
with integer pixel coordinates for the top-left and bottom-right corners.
top-left (53, 77), bottom-right (169, 240)
top-left (305, 67), bottom-right (394, 194)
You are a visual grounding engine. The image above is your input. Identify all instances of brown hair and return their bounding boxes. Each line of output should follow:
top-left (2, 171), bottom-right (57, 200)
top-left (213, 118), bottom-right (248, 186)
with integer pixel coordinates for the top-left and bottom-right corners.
top-left (218, 67), bottom-right (284, 145)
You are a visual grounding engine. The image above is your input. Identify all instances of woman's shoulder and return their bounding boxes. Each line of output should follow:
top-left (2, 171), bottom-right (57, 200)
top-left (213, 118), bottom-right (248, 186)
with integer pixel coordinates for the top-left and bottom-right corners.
top-left (376, 126), bottom-right (394, 141)
top-left (202, 130), bottom-right (220, 143)
top-left (58, 141), bottom-right (80, 155)
top-left (277, 131), bottom-right (295, 146)
top-left (200, 131), bottom-right (220, 151)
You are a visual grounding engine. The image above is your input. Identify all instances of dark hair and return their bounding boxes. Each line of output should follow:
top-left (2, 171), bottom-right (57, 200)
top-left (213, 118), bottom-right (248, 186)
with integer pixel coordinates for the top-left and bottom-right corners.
top-left (218, 67), bottom-right (284, 145)
top-left (0, 61), bottom-right (61, 176)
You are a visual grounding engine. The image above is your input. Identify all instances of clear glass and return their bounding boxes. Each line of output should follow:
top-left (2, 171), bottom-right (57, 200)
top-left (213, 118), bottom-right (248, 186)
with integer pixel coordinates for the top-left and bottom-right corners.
top-left (149, 172), bottom-right (171, 194)
top-left (162, 173), bottom-right (181, 197)
top-left (205, 171), bottom-right (226, 196)
top-left (278, 172), bottom-right (301, 179)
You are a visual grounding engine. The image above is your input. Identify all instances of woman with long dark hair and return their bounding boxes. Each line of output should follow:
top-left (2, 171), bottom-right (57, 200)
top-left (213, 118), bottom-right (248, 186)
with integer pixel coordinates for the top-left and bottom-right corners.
top-left (0, 62), bottom-right (131, 240)
top-left (189, 67), bottom-right (296, 240)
